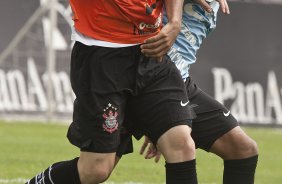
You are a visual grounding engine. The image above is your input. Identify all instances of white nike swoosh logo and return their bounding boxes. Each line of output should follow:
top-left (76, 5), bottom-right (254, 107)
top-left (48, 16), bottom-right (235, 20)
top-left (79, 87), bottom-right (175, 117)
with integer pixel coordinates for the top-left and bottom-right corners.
top-left (223, 111), bottom-right (231, 117)
top-left (180, 100), bottom-right (189, 107)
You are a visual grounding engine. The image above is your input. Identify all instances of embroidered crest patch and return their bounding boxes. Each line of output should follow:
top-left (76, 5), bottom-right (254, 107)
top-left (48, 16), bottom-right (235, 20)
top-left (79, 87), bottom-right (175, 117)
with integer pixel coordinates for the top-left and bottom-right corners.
top-left (102, 103), bottom-right (119, 133)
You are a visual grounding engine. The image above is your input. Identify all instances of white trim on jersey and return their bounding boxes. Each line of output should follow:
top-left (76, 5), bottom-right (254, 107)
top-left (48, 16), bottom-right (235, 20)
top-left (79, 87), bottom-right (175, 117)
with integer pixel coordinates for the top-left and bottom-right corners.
top-left (71, 27), bottom-right (139, 48)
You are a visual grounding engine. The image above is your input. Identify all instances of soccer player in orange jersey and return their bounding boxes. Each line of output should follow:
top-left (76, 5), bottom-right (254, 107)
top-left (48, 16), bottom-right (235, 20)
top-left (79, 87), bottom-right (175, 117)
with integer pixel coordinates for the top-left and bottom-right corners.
top-left (26, 1), bottom-right (199, 184)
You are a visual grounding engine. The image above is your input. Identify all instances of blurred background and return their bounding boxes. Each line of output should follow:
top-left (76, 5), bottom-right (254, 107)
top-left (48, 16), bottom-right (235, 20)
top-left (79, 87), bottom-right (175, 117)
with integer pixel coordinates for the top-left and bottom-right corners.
top-left (0, 0), bottom-right (281, 183)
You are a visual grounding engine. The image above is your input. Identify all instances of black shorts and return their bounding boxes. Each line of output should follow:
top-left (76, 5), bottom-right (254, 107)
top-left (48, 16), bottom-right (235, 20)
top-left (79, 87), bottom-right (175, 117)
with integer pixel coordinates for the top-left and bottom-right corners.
top-left (115, 127), bottom-right (133, 158)
top-left (67, 42), bottom-right (195, 153)
top-left (121, 77), bottom-right (238, 154)
top-left (117, 77), bottom-right (239, 156)
top-left (187, 77), bottom-right (239, 151)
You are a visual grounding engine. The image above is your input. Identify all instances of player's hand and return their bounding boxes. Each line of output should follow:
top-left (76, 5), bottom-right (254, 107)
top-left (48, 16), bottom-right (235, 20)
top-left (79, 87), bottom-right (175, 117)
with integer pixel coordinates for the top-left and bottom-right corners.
top-left (140, 21), bottom-right (181, 62)
top-left (140, 136), bottom-right (162, 163)
top-left (193, 0), bottom-right (230, 14)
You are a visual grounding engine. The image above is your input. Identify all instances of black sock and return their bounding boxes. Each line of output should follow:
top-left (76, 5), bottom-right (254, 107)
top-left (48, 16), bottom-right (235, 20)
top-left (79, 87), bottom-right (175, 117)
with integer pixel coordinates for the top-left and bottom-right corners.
top-left (223, 155), bottom-right (258, 184)
top-left (26, 157), bottom-right (81, 184)
top-left (165, 159), bottom-right (198, 184)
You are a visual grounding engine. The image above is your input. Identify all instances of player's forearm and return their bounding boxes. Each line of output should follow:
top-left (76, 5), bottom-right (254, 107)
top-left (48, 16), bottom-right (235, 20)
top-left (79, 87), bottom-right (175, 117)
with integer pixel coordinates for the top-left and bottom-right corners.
top-left (164, 0), bottom-right (184, 30)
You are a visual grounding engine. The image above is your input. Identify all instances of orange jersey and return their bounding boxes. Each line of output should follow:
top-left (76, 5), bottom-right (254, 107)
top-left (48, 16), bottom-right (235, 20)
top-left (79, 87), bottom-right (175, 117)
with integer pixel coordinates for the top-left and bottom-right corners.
top-left (70, 0), bottom-right (163, 44)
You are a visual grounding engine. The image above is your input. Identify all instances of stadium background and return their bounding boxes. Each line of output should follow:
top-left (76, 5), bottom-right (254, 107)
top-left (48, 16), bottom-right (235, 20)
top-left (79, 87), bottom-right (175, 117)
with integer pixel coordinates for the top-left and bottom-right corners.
top-left (0, 0), bottom-right (281, 126)
top-left (0, 0), bottom-right (282, 183)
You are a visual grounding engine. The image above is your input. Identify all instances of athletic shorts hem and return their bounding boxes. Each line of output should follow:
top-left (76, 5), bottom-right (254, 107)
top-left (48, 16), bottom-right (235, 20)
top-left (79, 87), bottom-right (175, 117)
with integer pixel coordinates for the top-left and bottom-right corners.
top-left (148, 119), bottom-right (193, 146)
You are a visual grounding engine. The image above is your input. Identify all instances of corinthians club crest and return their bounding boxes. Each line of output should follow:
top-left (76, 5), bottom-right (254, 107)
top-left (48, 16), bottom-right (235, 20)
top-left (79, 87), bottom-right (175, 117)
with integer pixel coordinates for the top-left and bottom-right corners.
top-left (102, 103), bottom-right (119, 133)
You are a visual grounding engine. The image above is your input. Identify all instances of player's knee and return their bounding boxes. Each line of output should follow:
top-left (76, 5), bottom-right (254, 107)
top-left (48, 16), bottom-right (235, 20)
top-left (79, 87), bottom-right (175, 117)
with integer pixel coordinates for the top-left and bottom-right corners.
top-left (173, 134), bottom-right (195, 153)
top-left (232, 136), bottom-right (258, 159)
top-left (157, 125), bottom-right (195, 162)
top-left (171, 134), bottom-right (195, 161)
top-left (183, 137), bottom-right (196, 157)
top-left (245, 138), bottom-right (258, 156)
top-left (78, 156), bottom-right (114, 184)
top-left (79, 164), bottom-right (112, 184)
top-left (233, 128), bottom-right (258, 155)
top-left (211, 126), bottom-right (259, 159)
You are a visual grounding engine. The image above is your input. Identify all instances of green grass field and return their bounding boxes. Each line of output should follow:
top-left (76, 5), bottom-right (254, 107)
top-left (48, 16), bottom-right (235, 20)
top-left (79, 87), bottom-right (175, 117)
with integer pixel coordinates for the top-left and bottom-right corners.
top-left (0, 120), bottom-right (282, 184)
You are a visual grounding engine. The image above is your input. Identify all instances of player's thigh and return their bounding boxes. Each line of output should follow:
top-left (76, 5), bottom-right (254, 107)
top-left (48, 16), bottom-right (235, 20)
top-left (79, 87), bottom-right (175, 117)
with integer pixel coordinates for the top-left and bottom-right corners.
top-left (191, 110), bottom-right (238, 152)
top-left (187, 79), bottom-right (257, 159)
top-left (187, 78), bottom-right (238, 151)
top-left (210, 126), bottom-right (258, 159)
top-left (125, 56), bottom-right (196, 163)
top-left (125, 56), bottom-right (195, 146)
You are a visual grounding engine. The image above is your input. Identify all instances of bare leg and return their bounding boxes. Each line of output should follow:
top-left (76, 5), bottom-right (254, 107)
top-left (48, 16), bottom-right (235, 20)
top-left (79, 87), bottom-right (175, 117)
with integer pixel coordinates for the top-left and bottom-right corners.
top-left (157, 125), bottom-right (198, 184)
top-left (78, 152), bottom-right (116, 184)
top-left (210, 126), bottom-right (258, 184)
top-left (210, 126), bottom-right (258, 159)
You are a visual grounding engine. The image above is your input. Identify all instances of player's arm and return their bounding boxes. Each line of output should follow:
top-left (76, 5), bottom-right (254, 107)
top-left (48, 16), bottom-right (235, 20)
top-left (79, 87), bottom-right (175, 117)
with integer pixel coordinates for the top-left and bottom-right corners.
top-left (141, 0), bottom-right (184, 60)
top-left (193, 0), bottom-right (230, 14)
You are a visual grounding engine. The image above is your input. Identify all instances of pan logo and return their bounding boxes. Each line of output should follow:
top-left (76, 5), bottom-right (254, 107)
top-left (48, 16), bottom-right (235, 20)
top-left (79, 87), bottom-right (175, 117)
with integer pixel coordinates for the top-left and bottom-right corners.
top-left (212, 68), bottom-right (282, 125)
top-left (0, 0), bottom-right (76, 114)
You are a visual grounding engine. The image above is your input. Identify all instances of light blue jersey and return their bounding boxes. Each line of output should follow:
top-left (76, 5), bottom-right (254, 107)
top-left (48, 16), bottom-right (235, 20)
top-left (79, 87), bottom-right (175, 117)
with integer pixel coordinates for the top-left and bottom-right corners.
top-left (163, 0), bottom-right (220, 80)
